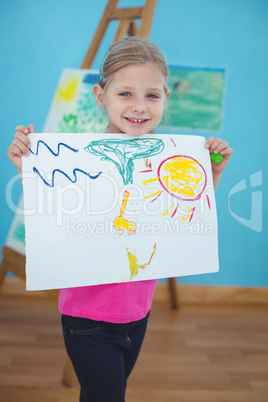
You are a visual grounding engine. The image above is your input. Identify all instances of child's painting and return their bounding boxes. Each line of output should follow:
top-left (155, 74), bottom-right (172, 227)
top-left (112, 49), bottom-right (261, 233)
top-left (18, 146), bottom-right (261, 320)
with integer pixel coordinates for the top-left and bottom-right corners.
top-left (43, 69), bottom-right (108, 134)
top-left (162, 65), bottom-right (226, 132)
top-left (22, 133), bottom-right (219, 291)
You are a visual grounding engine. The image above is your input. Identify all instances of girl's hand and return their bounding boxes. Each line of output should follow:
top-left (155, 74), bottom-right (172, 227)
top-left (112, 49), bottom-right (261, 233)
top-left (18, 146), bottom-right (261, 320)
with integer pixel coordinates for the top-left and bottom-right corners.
top-left (205, 136), bottom-right (233, 190)
top-left (7, 124), bottom-right (35, 173)
top-left (205, 136), bottom-right (233, 174)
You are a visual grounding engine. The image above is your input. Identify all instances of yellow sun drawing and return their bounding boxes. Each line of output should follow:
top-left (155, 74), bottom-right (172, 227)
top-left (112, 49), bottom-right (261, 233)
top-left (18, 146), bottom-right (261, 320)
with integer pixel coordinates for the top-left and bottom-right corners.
top-left (142, 155), bottom-right (207, 221)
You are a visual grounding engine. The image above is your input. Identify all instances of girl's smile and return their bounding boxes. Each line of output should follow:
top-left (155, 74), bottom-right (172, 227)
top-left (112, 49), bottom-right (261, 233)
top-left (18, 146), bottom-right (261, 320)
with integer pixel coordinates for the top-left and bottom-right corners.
top-left (93, 64), bottom-right (170, 137)
top-left (123, 117), bottom-right (149, 125)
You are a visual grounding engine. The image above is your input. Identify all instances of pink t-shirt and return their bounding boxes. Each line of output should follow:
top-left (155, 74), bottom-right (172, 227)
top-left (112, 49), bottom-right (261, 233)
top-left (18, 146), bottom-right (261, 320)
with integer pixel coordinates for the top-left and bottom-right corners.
top-left (58, 279), bottom-right (158, 324)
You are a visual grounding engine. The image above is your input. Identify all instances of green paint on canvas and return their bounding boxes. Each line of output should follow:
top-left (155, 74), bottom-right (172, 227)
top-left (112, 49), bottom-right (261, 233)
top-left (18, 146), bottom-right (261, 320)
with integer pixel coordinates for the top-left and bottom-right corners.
top-left (57, 78), bottom-right (108, 133)
top-left (11, 221), bottom-right (25, 243)
top-left (161, 67), bottom-right (225, 132)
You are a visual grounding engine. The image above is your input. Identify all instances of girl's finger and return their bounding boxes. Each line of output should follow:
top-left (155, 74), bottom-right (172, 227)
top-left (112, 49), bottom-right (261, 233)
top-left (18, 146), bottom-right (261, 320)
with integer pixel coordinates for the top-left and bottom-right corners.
top-left (14, 131), bottom-right (31, 148)
top-left (16, 125), bottom-right (29, 135)
top-left (220, 147), bottom-right (233, 158)
top-left (28, 123), bottom-right (35, 133)
top-left (204, 136), bottom-right (215, 149)
top-left (8, 144), bottom-right (23, 159)
top-left (12, 138), bottom-right (30, 156)
top-left (210, 138), bottom-right (222, 153)
top-left (216, 141), bottom-right (229, 154)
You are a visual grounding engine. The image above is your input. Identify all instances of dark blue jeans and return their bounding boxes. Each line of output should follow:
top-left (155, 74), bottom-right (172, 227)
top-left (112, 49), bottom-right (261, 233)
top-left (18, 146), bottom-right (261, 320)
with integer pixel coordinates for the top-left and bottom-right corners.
top-left (61, 312), bottom-right (150, 402)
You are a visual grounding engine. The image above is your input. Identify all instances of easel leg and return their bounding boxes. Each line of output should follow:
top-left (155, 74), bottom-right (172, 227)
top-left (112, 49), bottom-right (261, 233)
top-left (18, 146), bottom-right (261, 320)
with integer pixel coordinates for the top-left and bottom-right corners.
top-left (0, 262), bottom-right (7, 292)
top-left (168, 277), bottom-right (179, 310)
top-left (62, 356), bottom-right (77, 387)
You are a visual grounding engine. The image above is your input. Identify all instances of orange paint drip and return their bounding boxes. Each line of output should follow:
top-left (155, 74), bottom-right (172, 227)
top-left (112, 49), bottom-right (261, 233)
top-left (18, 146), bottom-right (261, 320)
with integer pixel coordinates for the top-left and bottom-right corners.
top-left (144, 157), bottom-right (152, 169)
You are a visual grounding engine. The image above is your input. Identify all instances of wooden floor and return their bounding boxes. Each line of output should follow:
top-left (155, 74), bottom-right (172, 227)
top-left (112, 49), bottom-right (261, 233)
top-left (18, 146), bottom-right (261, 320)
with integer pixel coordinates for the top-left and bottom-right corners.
top-left (0, 294), bottom-right (268, 402)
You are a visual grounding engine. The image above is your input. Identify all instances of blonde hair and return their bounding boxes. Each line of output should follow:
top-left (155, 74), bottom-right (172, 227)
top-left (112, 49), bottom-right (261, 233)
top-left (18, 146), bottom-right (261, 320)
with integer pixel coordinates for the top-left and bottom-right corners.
top-left (99, 37), bottom-right (169, 93)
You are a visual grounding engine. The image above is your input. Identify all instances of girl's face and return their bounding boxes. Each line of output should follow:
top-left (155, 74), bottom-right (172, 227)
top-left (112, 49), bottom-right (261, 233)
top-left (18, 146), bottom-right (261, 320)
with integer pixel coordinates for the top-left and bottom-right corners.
top-left (94, 63), bottom-right (170, 137)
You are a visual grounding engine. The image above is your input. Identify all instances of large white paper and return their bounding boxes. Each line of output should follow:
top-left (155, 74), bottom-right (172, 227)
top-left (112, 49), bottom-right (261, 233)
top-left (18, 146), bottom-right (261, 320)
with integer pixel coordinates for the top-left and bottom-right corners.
top-left (22, 133), bottom-right (219, 290)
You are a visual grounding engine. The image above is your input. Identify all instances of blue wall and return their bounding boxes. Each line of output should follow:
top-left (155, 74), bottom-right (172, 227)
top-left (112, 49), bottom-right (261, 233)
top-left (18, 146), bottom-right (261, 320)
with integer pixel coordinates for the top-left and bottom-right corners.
top-left (1, 0), bottom-right (267, 286)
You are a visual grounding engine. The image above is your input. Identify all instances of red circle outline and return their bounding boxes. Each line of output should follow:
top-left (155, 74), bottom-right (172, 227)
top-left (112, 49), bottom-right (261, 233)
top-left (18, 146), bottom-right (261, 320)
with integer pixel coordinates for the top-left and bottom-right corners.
top-left (157, 155), bottom-right (207, 201)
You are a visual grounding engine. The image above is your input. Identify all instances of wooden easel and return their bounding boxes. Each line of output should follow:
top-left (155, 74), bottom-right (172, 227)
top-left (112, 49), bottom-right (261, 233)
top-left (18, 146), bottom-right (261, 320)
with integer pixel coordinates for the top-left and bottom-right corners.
top-left (0, 0), bottom-right (179, 388)
top-left (0, 247), bottom-right (59, 299)
top-left (81, 0), bottom-right (158, 68)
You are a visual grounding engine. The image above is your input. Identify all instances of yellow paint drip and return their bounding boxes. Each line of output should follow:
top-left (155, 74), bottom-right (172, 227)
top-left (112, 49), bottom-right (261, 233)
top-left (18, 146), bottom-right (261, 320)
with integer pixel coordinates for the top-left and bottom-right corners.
top-left (162, 203), bottom-right (174, 216)
top-left (142, 177), bottom-right (159, 185)
top-left (113, 191), bottom-right (136, 235)
top-left (144, 189), bottom-right (161, 199)
top-left (181, 207), bottom-right (190, 221)
top-left (56, 78), bottom-right (79, 102)
top-left (114, 217), bottom-right (136, 235)
top-left (126, 243), bottom-right (157, 279)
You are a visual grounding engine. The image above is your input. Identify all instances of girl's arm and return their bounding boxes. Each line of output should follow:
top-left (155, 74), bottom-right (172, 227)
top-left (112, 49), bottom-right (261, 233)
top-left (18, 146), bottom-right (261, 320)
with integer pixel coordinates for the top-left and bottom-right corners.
top-left (7, 124), bottom-right (35, 184)
top-left (204, 137), bottom-right (233, 191)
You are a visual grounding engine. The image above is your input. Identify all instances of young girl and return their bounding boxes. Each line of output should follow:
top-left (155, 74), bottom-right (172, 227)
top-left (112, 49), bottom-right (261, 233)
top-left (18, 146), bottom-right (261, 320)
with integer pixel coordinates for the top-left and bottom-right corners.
top-left (7, 37), bottom-right (232, 402)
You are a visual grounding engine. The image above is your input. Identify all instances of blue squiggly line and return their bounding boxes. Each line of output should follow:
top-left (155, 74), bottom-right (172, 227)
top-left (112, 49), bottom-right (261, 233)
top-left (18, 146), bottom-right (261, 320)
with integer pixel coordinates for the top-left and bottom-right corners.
top-left (30, 140), bottom-right (79, 156)
top-left (33, 167), bottom-right (102, 187)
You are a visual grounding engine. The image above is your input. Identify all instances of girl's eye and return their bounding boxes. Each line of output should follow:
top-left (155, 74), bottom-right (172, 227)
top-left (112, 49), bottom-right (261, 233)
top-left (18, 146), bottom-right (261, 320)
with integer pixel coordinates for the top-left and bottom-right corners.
top-left (119, 92), bottom-right (131, 97)
top-left (147, 94), bottom-right (159, 99)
